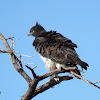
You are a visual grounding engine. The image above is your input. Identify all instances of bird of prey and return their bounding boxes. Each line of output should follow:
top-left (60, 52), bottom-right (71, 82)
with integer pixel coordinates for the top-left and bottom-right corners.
top-left (28, 22), bottom-right (89, 76)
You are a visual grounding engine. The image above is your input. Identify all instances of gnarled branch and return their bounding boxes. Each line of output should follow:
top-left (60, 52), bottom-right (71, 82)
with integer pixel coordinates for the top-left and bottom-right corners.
top-left (0, 33), bottom-right (32, 84)
top-left (0, 33), bottom-right (100, 100)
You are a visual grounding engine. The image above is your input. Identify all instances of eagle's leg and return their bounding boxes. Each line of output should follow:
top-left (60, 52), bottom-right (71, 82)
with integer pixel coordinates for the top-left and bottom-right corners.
top-left (49, 74), bottom-right (60, 83)
top-left (53, 67), bottom-right (61, 83)
top-left (49, 73), bottom-right (60, 83)
top-left (49, 74), bottom-right (59, 81)
top-left (50, 75), bottom-right (55, 80)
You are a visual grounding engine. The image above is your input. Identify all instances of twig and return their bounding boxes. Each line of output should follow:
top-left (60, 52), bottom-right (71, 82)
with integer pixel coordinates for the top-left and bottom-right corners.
top-left (0, 47), bottom-right (3, 50)
top-left (14, 54), bottom-right (23, 68)
top-left (11, 39), bottom-right (15, 51)
top-left (93, 81), bottom-right (100, 84)
top-left (25, 65), bottom-right (37, 78)
top-left (15, 54), bottom-right (34, 65)
top-left (0, 47), bottom-right (10, 53)
top-left (32, 66), bottom-right (37, 70)
top-left (6, 37), bottom-right (14, 40)
top-left (20, 55), bottom-right (33, 57)
top-left (70, 71), bottom-right (100, 89)
top-left (0, 50), bottom-right (8, 53)
top-left (10, 38), bottom-right (19, 52)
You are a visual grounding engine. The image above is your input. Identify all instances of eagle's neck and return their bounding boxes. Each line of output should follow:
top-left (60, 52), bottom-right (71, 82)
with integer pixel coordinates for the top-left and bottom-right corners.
top-left (36, 30), bottom-right (47, 37)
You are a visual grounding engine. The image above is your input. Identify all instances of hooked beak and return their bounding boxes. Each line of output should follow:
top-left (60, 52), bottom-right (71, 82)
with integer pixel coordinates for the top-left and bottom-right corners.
top-left (28, 32), bottom-right (33, 36)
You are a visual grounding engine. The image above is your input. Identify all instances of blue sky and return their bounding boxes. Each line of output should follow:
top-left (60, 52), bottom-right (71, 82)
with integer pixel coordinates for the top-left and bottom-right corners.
top-left (0, 0), bottom-right (100, 100)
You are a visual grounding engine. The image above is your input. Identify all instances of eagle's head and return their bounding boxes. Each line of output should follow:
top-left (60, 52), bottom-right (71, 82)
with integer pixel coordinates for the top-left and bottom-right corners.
top-left (28, 22), bottom-right (46, 37)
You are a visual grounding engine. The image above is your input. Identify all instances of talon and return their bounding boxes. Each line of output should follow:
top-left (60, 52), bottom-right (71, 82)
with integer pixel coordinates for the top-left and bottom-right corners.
top-left (54, 77), bottom-right (60, 83)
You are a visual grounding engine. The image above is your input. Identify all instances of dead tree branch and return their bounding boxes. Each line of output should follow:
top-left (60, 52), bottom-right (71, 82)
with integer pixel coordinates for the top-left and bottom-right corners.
top-left (21, 67), bottom-right (75, 100)
top-left (0, 33), bottom-right (100, 100)
top-left (32, 76), bottom-right (73, 98)
top-left (25, 65), bottom-right (37, 78)
top-left (0, 33), bottom-right (32, 84)
top-left (70, 71), bottom-right (100, 89)
top-left (0, 50), bottom-right (8, 53)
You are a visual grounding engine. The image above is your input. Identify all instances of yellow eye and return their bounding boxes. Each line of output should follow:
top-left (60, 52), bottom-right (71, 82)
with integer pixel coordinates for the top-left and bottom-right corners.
top-left (33, 30), bottom-right (34, 32)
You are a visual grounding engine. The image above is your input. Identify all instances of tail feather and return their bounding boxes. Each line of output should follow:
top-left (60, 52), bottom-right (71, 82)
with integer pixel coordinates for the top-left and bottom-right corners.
top-left (73, 69), bottom-right (81, 75)
top-left (77, 58), bottom-right (89, 70)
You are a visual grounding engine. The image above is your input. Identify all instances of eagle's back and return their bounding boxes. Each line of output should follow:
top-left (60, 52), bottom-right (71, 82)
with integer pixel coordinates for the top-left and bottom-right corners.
top-left (33, 31), bottom-right (78, 65)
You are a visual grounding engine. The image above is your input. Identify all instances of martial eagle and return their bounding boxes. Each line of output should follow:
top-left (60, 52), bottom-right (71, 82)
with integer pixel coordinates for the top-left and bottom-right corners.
top-left (28, 22), bottom-right (89, 76)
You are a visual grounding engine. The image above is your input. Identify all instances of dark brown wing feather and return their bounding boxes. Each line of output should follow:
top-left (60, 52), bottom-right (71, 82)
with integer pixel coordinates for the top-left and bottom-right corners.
top-left (33, 31), bottom-right (89, 70)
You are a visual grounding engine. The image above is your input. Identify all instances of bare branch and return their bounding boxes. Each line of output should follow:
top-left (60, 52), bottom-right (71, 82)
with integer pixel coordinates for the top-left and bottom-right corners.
top-left (6, 37), bottom-right (14, 40)
top-left (25, 65), bottom-right (37, 78)
top-left (39, 67), bottom-right (77, 80)
top-left (20, 55), bottom-right (33, 57)
top-left (11, 39), bottom-right (15, 51)
top-left (0, 33), bottom-right (12, 52)
top-left (32, 76), bottom-right (73, 98)
top-left (15, 54), bottom-right (34, 65)
top-left (0, 33), bottom-right (32, 84)
top-left (21, 78), bottom-right (40, 100)
top-left (1, 33), bottom-right (100, 100)
top-left (93, 81), bottom-right (100, 84)
top-left (0, 50), bottom-right (8, 53)
top-left (70, 71), bottom-right (100, 89)
top-left (21, 67), bottom-right (75, 100)
top-left (0, 47), bottom-right (9, 53)
top-left (22, 75), bottom-right (73, 100)
top-left (32, 66), bottom-right (37, 69)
